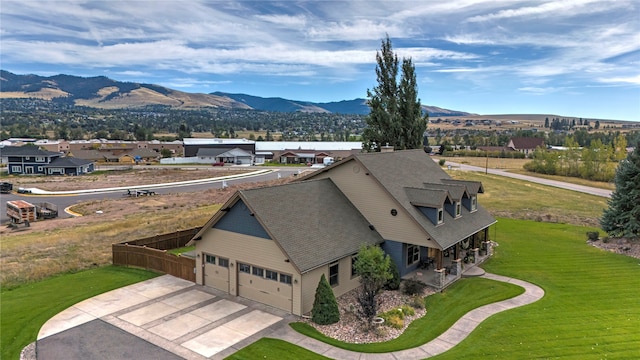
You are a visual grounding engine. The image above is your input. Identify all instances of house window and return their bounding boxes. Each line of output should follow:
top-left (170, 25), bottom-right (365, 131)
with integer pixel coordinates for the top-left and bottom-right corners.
top-left (455, 202), bottom-right (461, 217)
top-left (265, 270), bottom-right (278, 281)
top-left (280, 274), bottom-right (292, 285)
top-left (471, 196), bottom-right (477, 211)
top-left (218, 257), bottom-right (229, 268)
top-left (252, 266), bottom-right (264, 277)
top-left (205, 254), bottom-right (215, 264)
top-left (351, 255), bottom-right (358, 277)
top-left (36, 157), bottom-right (45, 162)
top-left (407, 245), bottom-right (420, 266)
top-left (37, 166), bottom-right (44, 172)
top-left (329, 262), bottom-right (339, 286)
top-left (238, 263), bottom-right (250, 273)
top-left (437, 208), bottom-right (444, 224)
top-left (11, 166), bottom-right (22, 173)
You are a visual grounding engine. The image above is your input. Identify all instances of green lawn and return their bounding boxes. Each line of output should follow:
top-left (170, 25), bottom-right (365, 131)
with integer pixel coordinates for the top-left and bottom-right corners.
top-left (0, 266), bottom-right (158, 360)
top-left (229, 219), bottom-right (640, 359)
top-left (431, 218), bottom-right (640, 359)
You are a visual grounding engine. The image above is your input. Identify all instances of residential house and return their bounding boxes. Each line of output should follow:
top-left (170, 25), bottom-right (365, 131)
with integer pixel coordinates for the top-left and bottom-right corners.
top-left (1, 145), bottom-right (94, 175)
top-left (189, 179), bottom-right (383, 315)
top-left (196, 147), bottom-right (254, 165)
top-left (507, 137), bottom-right (545, 156)
top-left (190, 149), bottom-right (495, 315)
top-left (46, 157), bottom-right (95, 175)
top-left (1, 146), bottom-right (63, 175)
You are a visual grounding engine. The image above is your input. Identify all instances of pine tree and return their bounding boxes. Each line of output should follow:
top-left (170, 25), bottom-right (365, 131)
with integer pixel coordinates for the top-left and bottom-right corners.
top-left (311, 274), bottom-right (340, 325)
top-left (601, 144), bottom-right (640, 240)
top-left (362, 35), bottom-right (427, 151)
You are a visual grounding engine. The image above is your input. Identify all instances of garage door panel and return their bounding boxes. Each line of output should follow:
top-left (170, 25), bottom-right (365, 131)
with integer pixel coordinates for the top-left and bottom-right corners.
top-left (204, 263), bottom-right (229, 292)
top-left (238, 269), bottom-right (291, 312)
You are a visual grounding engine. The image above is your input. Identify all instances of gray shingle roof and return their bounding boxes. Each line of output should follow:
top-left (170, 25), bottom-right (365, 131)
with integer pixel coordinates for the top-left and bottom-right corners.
top-left (353, 150), bottom-right (496, 249)
top-left (239, 178), bottom-right (383, 273)
top-left (48, 157), bottom-right (94, 167)
top-left (405, 187), bottom-right (451, 207)
top-left (0, 145), bottom-right (61, 157)
top-left (196, 148), bottom-right (228, 157)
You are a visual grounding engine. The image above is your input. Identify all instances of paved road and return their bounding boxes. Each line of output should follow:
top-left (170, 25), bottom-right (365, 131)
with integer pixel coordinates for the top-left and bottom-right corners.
top-left (0, 167), bottom-right (306, 224)
top-left (445, 161), bottom-right (612, 198)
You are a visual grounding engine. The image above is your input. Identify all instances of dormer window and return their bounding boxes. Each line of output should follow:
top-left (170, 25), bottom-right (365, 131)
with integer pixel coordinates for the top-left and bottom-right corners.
top-left (455, 202), bottom-right (461, 217)
top-left (437, 208), bottom-right (444, 224)
top-left (471, 195), bottom-right (477, 212)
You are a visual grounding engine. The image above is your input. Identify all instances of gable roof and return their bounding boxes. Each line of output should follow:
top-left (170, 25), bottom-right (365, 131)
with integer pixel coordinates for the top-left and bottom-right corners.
top-left (47, 157), bottom-right (94, 167)
top-left (405, 187), bottom-right (452, 208)
top-left (0, 145), bottom-right (61, 157)
top-left (333, 150), bottom-right (496, 250)
top-left (196, 148), bottom-right (228, 157)
top-left (509, 137), bottom-right (544, 150)
top-left (69, 149), bottom-right (105, 160)
top-left (193, 178), bottom-right (383, 273)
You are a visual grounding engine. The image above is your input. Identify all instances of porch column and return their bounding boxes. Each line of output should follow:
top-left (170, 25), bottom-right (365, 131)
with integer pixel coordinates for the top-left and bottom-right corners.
top-left (436, 249), bottom-right (443, 269)
top-left (434, 268), bottom-right (445, 288)
top-left (472, 248), bottom-right (479, 264)
top-left (452, 259), bottom-right (462, 278)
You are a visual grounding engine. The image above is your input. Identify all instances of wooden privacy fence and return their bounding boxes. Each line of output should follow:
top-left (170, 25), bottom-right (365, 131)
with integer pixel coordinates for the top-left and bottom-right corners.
top-left (112, 227), bottom-right (202, 282)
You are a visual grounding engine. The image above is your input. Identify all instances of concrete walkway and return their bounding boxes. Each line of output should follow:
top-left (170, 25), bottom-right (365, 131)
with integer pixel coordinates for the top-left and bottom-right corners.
top-left (34, 271), bottom-right (544, 359)
top-left (265, 272), bottom-right (545, 360)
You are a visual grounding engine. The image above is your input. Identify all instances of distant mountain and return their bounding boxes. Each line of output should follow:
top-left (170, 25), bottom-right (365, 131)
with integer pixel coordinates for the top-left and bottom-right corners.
top-left (0, 70), bottom-right (473, 116)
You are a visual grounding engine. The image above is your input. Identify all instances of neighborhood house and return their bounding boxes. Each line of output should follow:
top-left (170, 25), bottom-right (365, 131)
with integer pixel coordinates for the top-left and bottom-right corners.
top-left (190, 149), bottom-right (496, 316)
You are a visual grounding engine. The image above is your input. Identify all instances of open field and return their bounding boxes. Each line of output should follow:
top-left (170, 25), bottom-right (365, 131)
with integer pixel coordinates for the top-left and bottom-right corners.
top-left (1, 266), bottom-right (158, 360)
top-left (2, 167), bottom-right (252, 191)
top-left (447, 170), bottom-right (607, 227)
top-left (438, 156), bottom-right (615, 190)
top-left (0, 176), bottom-right (295, 287)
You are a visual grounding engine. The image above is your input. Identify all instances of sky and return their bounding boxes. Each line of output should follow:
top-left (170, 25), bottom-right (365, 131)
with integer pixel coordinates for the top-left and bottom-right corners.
top-left (1, 1), bottom-right (639, 121)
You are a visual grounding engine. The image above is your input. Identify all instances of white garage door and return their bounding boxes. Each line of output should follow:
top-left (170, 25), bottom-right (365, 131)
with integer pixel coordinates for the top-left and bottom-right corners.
top-left (203, 254), bottom-right (229, 292)
top-left (237, 262), bottom-right (292, 312)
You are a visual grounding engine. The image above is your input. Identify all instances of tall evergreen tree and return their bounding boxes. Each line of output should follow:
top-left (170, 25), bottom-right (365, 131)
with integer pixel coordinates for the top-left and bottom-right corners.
top-left (601, 144), bottom-right (640, 240)
top-left (362, 35), bottom-right (427, 151)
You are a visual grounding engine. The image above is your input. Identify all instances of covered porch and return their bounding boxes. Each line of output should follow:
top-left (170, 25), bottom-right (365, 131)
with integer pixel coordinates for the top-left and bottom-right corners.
top-left (401, 228), bottom-right (493, 290)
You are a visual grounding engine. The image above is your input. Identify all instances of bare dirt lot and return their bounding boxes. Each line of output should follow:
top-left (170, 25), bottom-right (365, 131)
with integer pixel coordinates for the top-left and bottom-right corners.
top-left (0, 168), bottom-right (299, 286)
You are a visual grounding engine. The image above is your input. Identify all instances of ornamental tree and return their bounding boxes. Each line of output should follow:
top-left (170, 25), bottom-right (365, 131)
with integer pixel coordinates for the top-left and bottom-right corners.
top-left (601, 144), bottom-right (640, 240)
top-left (311, 274), bottom-right (340, 325)
top-left (354, 244), bottom-right (392, 322)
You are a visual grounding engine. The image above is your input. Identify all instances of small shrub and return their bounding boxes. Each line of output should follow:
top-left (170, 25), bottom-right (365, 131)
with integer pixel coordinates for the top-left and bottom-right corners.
top-left (311, 274), bottom-right (340, 325)
top-left (438, 159), bottom-right (446, 166)
top-left (401, 304), bottom-right (415, 317)
top-left (385, 259), bottom-right (401, 290)
top-left (409, 295), bottom-right (425, 309)
top-left (379, 308), bottom-right (405, 329)
top-left (602, 236), bottom-right (610, 243)
top-left (402, 278), bottom-right (427, 296)
top-left (587, 231), bottom-right (600, 241)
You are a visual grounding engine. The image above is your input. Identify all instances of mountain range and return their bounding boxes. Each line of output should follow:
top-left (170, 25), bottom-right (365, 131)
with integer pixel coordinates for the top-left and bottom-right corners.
top-left (0, 70), bottom-right (472, 117)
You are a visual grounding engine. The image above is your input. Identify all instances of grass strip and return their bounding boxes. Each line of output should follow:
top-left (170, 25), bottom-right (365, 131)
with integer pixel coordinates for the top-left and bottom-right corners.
top-left (225, 338), bottom-right (332, 360)
top-left (0, 266), bottom-right (158, 360)
top-left (289, 277), bottom-right (523, 353)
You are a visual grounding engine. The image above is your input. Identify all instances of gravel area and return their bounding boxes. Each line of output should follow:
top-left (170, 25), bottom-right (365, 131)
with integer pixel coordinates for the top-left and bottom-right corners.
top-left (303, 284), bottom-right (435, 344)
top-left (588, 237), bottom-right (640, 259)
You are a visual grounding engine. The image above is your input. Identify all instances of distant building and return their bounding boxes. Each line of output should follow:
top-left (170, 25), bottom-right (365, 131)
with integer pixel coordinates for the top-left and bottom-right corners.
top-left (506, 137), bottom-right (545, 156)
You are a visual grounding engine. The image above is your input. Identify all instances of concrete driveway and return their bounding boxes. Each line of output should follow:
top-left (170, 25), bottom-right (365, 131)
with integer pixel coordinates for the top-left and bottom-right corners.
top-left (37, 275), bottom-right (292, 359)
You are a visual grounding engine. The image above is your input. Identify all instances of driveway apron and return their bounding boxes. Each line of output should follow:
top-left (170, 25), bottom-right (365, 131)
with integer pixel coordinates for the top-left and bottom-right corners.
top-left (36, 275), bottom-right (291, 359)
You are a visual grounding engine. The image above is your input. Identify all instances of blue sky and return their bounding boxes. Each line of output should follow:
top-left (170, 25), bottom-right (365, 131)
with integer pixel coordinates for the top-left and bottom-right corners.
top-left (1, 1), bottom-right (639, 121)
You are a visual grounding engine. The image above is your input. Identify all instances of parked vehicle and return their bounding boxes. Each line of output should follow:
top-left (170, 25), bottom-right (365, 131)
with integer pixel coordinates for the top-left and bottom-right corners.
top-left (323, 157), bottom-right (335, 166)
top-left (212, 162), bottom-right (224, 167)
top-left (0, 182), bottom-right (13, 194)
